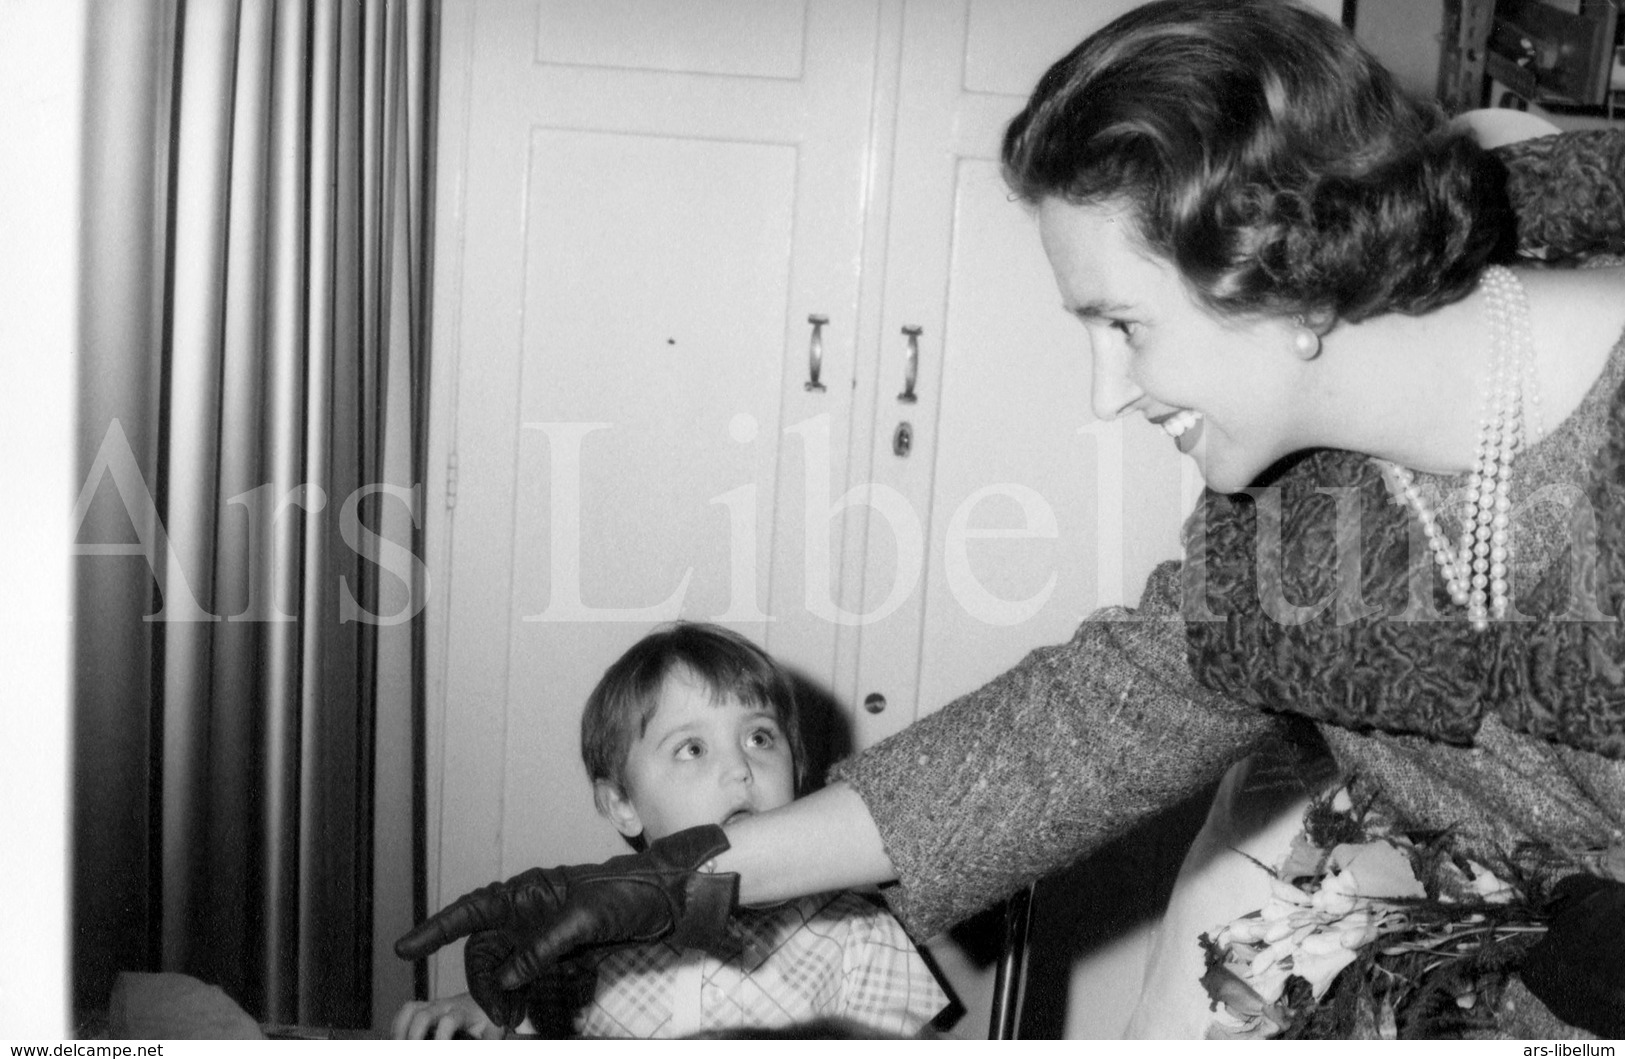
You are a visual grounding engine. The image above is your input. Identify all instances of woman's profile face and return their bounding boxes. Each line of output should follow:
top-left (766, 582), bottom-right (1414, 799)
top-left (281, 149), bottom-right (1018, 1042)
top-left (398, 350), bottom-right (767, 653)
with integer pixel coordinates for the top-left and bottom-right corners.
top-left (1037, 197), bottom-right (1311, 493)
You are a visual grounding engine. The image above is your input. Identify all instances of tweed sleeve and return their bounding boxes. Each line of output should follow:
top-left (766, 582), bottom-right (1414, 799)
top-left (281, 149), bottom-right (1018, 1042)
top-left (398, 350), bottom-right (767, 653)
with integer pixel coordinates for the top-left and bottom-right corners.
top-left (829, 561), bottom-right (1279, 939)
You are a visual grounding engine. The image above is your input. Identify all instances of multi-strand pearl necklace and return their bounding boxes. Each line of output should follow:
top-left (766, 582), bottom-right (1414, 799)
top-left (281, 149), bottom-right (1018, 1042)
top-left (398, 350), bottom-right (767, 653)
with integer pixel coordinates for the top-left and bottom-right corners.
top-left (1378, 265), bottom-right (1542, 631)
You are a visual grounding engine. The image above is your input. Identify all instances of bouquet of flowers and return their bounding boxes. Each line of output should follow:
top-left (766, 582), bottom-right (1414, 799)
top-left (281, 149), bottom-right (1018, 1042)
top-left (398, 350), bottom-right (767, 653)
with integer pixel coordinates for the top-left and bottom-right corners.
top-left (1199, 784), bottom-right (1562, 1039)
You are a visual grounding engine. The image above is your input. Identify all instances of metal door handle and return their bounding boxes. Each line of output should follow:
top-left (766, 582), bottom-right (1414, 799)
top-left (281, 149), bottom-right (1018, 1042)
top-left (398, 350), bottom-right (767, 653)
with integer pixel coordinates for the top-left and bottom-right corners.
top-left (898, 326), bottom-right (921, 403)
top-left (805, 314), bottom-right (828, 393)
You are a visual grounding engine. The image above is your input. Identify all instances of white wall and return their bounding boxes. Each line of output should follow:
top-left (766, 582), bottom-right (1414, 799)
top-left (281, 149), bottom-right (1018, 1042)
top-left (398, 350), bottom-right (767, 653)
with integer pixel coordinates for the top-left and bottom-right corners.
top-left (0, 0), bottom-right (84, 1039)
top-left (1353, 0), bottom-right (1444, 101)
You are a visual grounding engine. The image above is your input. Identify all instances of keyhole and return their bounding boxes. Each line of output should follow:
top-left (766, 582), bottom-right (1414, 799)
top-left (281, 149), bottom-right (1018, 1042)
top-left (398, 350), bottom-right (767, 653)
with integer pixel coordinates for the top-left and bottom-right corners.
top-left (892, 422), bottom-right (913, 458)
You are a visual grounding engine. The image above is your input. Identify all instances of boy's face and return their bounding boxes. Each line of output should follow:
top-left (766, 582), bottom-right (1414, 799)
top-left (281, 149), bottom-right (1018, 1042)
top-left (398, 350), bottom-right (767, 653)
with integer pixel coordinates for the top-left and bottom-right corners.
top-left (598, 667), bottom-right (796, 843)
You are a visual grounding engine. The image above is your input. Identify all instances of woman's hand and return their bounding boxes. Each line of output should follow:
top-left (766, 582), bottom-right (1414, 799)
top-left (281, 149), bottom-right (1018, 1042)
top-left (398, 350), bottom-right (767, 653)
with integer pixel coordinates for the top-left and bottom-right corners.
top-left (390, 993), bottom-right (504, 1040)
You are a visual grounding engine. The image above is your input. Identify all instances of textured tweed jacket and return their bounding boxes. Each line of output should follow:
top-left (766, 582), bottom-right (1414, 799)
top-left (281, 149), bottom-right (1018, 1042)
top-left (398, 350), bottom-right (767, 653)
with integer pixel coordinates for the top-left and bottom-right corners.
top-left (832, 130), bottom-right (1625, 942)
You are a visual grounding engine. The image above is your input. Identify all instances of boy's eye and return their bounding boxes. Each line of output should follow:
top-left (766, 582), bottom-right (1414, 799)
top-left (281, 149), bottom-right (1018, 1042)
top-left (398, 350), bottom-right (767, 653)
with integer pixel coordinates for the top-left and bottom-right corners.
top-left (745, 725), bottom-right (779, 750)
top-left (1111, 319), bottom-right (1139, 338)
top-left (674, 740), bottom-right (703, 760)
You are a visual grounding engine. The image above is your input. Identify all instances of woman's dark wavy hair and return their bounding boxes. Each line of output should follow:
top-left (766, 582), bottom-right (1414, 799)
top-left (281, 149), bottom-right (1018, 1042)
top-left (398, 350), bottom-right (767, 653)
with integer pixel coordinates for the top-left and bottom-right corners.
top-left (1001, 0), bottom-right (1514, 323)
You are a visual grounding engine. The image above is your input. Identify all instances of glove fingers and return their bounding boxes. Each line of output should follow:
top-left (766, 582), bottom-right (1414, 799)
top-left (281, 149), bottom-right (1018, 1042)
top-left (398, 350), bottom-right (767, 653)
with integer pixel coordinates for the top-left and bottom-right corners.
top-left (497, 906), bottom-right (601, 991)
top-left (394, 891), bottom-right (513, 959)
top-left (468, 989), bottom-right (526, 1030)
top-left (464, 929), bottom-right (529, 1031)
top-left (467, 972), bottom-right (528, 1031)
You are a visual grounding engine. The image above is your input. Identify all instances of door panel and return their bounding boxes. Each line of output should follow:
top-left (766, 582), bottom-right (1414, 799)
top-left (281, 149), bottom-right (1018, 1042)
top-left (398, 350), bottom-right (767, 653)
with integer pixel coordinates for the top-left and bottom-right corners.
top-left (534, 0), bottom-right (809, 78)
top-left (501, 127), bottom-right (799, 875)
top-left (963, 0), bottom-right (1147, 94)
top-left (840, 0), bottom-right (1196, 1037)
top-left (845, 0), bottom-right (1192, 749)
top-left (916, 159), bottom-right (1199, 720)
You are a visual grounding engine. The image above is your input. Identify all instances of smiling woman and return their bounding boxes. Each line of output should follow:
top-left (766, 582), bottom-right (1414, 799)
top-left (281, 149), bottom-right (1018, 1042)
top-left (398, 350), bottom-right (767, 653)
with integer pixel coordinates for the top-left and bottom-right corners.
top-left (1036, 198), bottom-right (1318, 493)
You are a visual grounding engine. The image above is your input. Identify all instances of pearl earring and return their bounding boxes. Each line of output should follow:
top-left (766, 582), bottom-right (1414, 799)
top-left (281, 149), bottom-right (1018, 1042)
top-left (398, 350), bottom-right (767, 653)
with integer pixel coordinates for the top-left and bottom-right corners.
top-left (1292, 316), bottom-right (1321, 359)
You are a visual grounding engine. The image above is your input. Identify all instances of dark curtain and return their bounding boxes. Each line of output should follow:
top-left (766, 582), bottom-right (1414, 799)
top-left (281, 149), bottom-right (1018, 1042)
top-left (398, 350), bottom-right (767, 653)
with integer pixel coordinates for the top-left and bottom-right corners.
top-left (72, 0), bottom-right (436, 1029)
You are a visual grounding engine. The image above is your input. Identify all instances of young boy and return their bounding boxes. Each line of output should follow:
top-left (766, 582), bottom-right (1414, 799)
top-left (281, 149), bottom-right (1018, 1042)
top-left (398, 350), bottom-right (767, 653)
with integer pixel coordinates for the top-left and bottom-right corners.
top-left (393, 622), bottom-right (948, 1039)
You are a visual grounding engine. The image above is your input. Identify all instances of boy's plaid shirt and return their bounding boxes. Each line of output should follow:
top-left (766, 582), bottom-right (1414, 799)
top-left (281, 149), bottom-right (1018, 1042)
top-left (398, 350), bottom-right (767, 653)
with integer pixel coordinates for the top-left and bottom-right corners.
top-left (568, 890), bottom-right (948, 1038)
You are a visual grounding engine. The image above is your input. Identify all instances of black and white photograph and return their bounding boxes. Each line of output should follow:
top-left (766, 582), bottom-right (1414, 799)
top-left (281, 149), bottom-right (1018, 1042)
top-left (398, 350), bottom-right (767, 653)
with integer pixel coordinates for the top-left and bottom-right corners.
top-left (5, 0), bottom-right (1624, 1045)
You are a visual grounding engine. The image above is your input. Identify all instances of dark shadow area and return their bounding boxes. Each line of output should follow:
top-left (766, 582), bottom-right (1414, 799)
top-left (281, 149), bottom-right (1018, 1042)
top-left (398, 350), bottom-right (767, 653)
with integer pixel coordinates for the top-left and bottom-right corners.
top-left (1023, 784), bottom-right (1220, 1037)
top-left (950, 722), bottom-right (1337, 1038)
top-left (783, 667), bottom-right (853, 793)
top-left (942, 780), bottom-right (1221, 1039)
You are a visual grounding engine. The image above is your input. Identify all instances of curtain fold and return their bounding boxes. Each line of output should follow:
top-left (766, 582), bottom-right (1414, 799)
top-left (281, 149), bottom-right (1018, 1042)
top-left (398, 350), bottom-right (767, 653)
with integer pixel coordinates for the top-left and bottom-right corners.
top-left (74, 0), bottom-right (436, 1030)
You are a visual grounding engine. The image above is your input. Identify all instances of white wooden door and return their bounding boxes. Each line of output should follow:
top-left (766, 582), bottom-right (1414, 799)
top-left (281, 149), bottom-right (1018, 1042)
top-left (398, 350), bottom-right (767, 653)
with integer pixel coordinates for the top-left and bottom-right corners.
top-left (835, 0), bottom-right (1334, 1035)
top-left (428, 0), bottom-right (881, 997)
top-left (837, 0), bottom-right (1190, 754)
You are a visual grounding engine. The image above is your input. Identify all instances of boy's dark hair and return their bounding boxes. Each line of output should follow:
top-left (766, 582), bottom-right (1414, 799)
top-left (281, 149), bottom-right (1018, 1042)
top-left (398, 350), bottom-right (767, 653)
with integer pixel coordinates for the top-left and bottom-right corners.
top-left (1001, 0), bottom-right (1513, 325)
top-left (580, 622), bottom-right (807, 809)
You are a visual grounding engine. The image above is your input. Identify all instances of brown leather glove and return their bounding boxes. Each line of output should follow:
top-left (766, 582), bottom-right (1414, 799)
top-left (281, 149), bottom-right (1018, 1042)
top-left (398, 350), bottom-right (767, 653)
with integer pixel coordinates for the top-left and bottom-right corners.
top-left (396, 825), bottom-right (739, 995)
